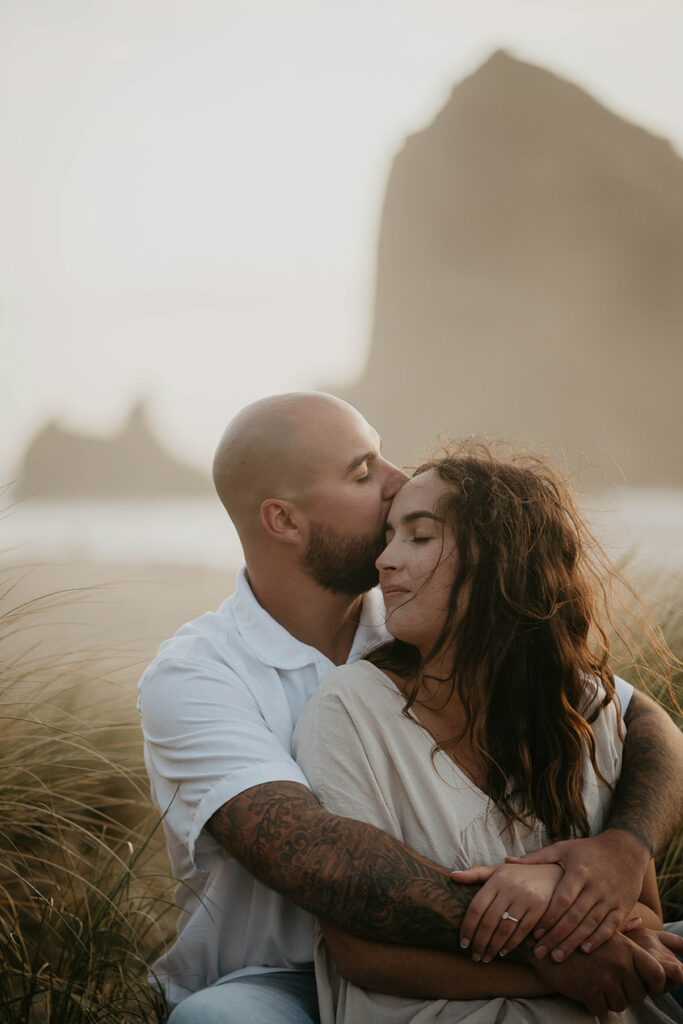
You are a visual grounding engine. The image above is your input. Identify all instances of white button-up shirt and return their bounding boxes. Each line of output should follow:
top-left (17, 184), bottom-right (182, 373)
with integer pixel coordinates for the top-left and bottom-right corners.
top-left (138, 567), bottom-right (390, 1008)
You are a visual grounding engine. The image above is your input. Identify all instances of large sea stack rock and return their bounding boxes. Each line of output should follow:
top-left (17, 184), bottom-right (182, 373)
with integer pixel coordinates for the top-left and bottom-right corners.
top-left (344, 51), bottom-right (683, 484)
top-left (15, 400), bottom-right (211, 498)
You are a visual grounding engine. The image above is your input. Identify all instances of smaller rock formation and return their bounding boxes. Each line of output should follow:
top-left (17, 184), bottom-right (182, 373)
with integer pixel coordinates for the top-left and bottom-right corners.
top-left (15, 400), bottom-right (211, 498)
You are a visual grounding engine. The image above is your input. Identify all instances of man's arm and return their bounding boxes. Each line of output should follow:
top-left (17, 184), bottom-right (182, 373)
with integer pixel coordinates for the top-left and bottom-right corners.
top-left (207, 780), bottom-right (475, 949)
top-left (319, 921), bottom-right (551, 1000)
top-left (606, 688), bottom-right (683, 851)
top-left (319, 922), bottom-right (683, 1012)
top-left (459, 690), bottom-right (683, 962)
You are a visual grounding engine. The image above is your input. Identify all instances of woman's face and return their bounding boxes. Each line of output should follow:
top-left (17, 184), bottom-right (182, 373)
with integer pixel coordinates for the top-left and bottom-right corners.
top-left (376, 470), bottom-right (457, 657)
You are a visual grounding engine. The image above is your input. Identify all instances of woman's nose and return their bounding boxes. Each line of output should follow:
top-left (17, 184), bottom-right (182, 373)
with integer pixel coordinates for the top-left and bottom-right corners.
top-left (376, 542), bottom-right (398, 572)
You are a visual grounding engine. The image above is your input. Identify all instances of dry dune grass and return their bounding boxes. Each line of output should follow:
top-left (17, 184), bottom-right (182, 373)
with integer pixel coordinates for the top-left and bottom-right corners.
top-left (0, 577), bottom-right (175, 1024)
top-left (607, 558), bottom-right (683, 920)
top-left (0, 557), bottom-right (681, 1023)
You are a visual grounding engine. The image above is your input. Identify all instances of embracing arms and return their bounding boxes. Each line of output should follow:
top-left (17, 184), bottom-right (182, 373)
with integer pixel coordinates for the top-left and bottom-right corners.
top-left (455, 689), bottom-right (683, 963)
top-left (317, 860), bottom-right (683, 1013)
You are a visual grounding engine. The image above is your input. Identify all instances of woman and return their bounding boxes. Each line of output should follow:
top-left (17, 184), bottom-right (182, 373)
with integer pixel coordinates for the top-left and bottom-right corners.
top-left (292, 441), bottom-right (683, 1023)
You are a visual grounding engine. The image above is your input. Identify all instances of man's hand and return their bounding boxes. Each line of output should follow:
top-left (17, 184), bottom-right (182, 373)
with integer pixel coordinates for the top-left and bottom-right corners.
top-left (451, 862), bottom-right (562, 961)
top-left (505, 828), bottom-right (649, 960)
top-left (626, 927), bottom-right (683, 990)
top-left (531, 928), bottom-right (682, 1015)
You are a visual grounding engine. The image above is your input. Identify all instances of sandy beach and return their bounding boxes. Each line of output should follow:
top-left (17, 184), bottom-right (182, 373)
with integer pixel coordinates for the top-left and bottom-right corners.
top-left (2, 558), bottom-right (240, 688)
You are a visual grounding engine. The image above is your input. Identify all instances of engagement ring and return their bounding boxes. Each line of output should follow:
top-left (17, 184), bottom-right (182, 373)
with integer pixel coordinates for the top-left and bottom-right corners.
top-left (501, 911), bottom-right (519, 923)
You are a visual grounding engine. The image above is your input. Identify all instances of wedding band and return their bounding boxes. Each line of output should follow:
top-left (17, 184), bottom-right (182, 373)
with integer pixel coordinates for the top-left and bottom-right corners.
top-left (501, 911), bottom-right (519, 923)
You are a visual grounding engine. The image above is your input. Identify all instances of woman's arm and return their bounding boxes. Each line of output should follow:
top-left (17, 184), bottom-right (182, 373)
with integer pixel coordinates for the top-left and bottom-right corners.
top-left (319, 921), bottom-right (553, 1000)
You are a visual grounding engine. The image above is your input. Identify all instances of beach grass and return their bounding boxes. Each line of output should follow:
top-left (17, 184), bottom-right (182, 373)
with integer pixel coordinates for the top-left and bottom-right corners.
top-left (0, 557), bottom-right (681, 1023)
top-left (0, 577), bottom-right (174, 1024)
top-left (609, 559), bottom-right (683, 920)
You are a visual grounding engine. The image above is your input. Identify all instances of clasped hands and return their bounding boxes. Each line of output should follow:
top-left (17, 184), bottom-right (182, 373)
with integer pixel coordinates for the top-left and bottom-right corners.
top-left (451, 831), bottom-right (683, 1013)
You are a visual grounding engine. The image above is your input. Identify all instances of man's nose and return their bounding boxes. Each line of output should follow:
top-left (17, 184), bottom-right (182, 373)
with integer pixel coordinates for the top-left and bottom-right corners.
top-left (382, 462), bottom-right (408, 500)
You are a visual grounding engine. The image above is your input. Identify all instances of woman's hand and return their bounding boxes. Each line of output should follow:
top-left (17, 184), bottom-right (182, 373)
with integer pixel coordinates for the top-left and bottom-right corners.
top-left (504, 830), bottom-right (650, 959)
top-left (451, 861), bottom-right (563, 962)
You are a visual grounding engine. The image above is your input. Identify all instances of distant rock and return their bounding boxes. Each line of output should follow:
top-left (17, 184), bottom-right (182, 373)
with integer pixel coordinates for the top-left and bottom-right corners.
top-left (342, 51), bottom-right (683, 485)
top-left (15, 400), bottom-right (212, 498)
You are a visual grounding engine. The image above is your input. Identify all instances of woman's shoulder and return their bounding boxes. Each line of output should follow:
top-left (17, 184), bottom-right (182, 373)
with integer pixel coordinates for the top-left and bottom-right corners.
top-left (312, 659), bottom-right (402, 710)
top-left (292, 661), bottom-right (404, 771)
top-left (579, 674), bottom-right (625, 730)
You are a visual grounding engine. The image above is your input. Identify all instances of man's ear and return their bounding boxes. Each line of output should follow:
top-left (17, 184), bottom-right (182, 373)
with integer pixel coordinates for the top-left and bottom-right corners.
top-left (259, 498), bottom-right (304, 545)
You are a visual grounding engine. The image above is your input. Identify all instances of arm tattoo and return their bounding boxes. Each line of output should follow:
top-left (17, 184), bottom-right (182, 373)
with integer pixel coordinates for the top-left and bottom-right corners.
top-left (608, 690), bottom-right (683, 854)
top-left (208, 781), bottom-right (479, 952)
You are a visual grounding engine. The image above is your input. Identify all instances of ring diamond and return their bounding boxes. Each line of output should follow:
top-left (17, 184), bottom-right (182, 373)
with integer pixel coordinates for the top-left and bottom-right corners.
top-left (501, 911), bottom-right (520, 923)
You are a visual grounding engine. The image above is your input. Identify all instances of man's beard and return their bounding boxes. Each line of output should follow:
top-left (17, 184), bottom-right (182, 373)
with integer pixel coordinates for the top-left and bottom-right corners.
top-left (302, 520), bottom-right (383, 595)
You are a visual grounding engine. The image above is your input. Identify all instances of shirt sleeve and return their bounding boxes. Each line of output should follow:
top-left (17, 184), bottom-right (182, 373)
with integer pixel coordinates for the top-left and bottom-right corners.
top-left (613, 674), bottom-right (633, 716)
top-left (292, 669), bottom-right (403, 840)
top-left (139, 654), bottom-right (309, 871)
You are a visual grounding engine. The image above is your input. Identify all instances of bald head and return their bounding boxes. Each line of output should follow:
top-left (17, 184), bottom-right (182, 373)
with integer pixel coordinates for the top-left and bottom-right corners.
top-left (212, 392), bottom-right (369, 538)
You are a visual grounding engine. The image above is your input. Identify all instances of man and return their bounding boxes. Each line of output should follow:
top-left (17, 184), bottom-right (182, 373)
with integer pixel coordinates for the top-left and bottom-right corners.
top-left (138, 392), bottom-right (683, 1023)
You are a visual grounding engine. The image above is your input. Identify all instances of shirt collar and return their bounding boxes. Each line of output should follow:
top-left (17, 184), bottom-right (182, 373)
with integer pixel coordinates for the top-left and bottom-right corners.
top-left (232, 565), bottom-right (390, 671)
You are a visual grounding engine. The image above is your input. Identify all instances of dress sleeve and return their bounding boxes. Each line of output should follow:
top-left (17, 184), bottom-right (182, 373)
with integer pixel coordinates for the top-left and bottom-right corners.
top-left (292, 667), bottom-right (403, 841)
top-left (138, 654), bottom-right (309, 871)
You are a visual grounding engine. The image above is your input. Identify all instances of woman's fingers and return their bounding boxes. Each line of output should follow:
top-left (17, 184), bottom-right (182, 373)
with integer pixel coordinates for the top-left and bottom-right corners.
top-left (468, 897), bottom-right (520, 960)
top-left (450, 864), bottom-right (498, 885)
top-left (483, 909), bottom-right (537, 961)
top-left (457, 883), bottom-right (498, 951)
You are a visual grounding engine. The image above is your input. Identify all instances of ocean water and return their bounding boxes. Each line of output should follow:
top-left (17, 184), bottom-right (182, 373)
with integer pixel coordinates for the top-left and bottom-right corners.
top-left (3, 491), bottom-right (683, 570)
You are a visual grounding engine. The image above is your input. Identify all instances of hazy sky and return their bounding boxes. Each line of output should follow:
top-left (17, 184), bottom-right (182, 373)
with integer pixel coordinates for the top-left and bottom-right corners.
top-left (3, 0), bottom-right (683, 481)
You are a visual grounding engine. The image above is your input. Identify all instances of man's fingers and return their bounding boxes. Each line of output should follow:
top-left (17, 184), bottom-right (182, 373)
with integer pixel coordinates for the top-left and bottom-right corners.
top-left (655, 935), bottom-right (683, 990)
top-left (576, 909), bottom-right (621, 953)
top-left (544, 905), bottom-right (617, 961)
top-left (503, 842), bottom-right (567, 867)
top-left (615, 977), bottom-right (643, 1013)
top-left (633, 946), bottom-right (667, 999)
top-left (450, 865), bottom-right (497, 885)
top-left (658, 931), bottom-right (683, 958)
top-left (664, 957), bottom-right (683, 992)
top-left (532, 878), bottom-right (588, 950)
top-left (533, 893), bottom-right (599, 958)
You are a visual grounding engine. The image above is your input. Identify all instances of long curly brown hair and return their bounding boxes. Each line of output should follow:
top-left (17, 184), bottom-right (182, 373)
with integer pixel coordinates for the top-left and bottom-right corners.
top-left (370, 440), bottom-right (632, 842)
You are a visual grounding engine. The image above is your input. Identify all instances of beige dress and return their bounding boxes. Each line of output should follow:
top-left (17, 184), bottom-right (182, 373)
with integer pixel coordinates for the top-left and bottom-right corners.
top-left (292, 660), bottom-right (683, 1024)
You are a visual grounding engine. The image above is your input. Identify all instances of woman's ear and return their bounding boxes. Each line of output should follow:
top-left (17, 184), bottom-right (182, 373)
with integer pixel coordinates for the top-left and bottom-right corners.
top-left (259, 498), bottom-right (304, 545)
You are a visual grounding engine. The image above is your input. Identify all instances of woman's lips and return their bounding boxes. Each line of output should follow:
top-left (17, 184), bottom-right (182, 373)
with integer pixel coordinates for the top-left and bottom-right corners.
top-left (381, 585), bottom-right (411, 602)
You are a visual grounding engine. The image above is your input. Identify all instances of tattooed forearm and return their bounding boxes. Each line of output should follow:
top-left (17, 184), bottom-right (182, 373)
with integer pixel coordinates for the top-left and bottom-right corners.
top-left (208, 780), bottom-right (478, 952)
top-left (609, 689), bottom-right (683, 854)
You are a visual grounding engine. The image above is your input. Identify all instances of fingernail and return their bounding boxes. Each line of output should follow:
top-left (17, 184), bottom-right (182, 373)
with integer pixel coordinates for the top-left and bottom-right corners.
top-left (472, 954), bottom-right (481, 962)
top-left (535, 945), bottom-right (547, 958)
top-left (499, 949), bottom-right (507, 958)
top-left (460, 938), bottom-right (470, 949)
top-left (534, 928), bottom-right (545, 939)
top-left (582, 941), bottom-right (592, 953)
top-left (482, 956), bottom-right (491, 963)
top-left (552, 949), bottom-right (565, 962)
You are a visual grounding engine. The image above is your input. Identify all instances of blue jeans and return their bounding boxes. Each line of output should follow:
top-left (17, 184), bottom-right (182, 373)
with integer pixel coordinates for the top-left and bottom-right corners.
top-left (167, 970), bottom-right (319, 1024)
